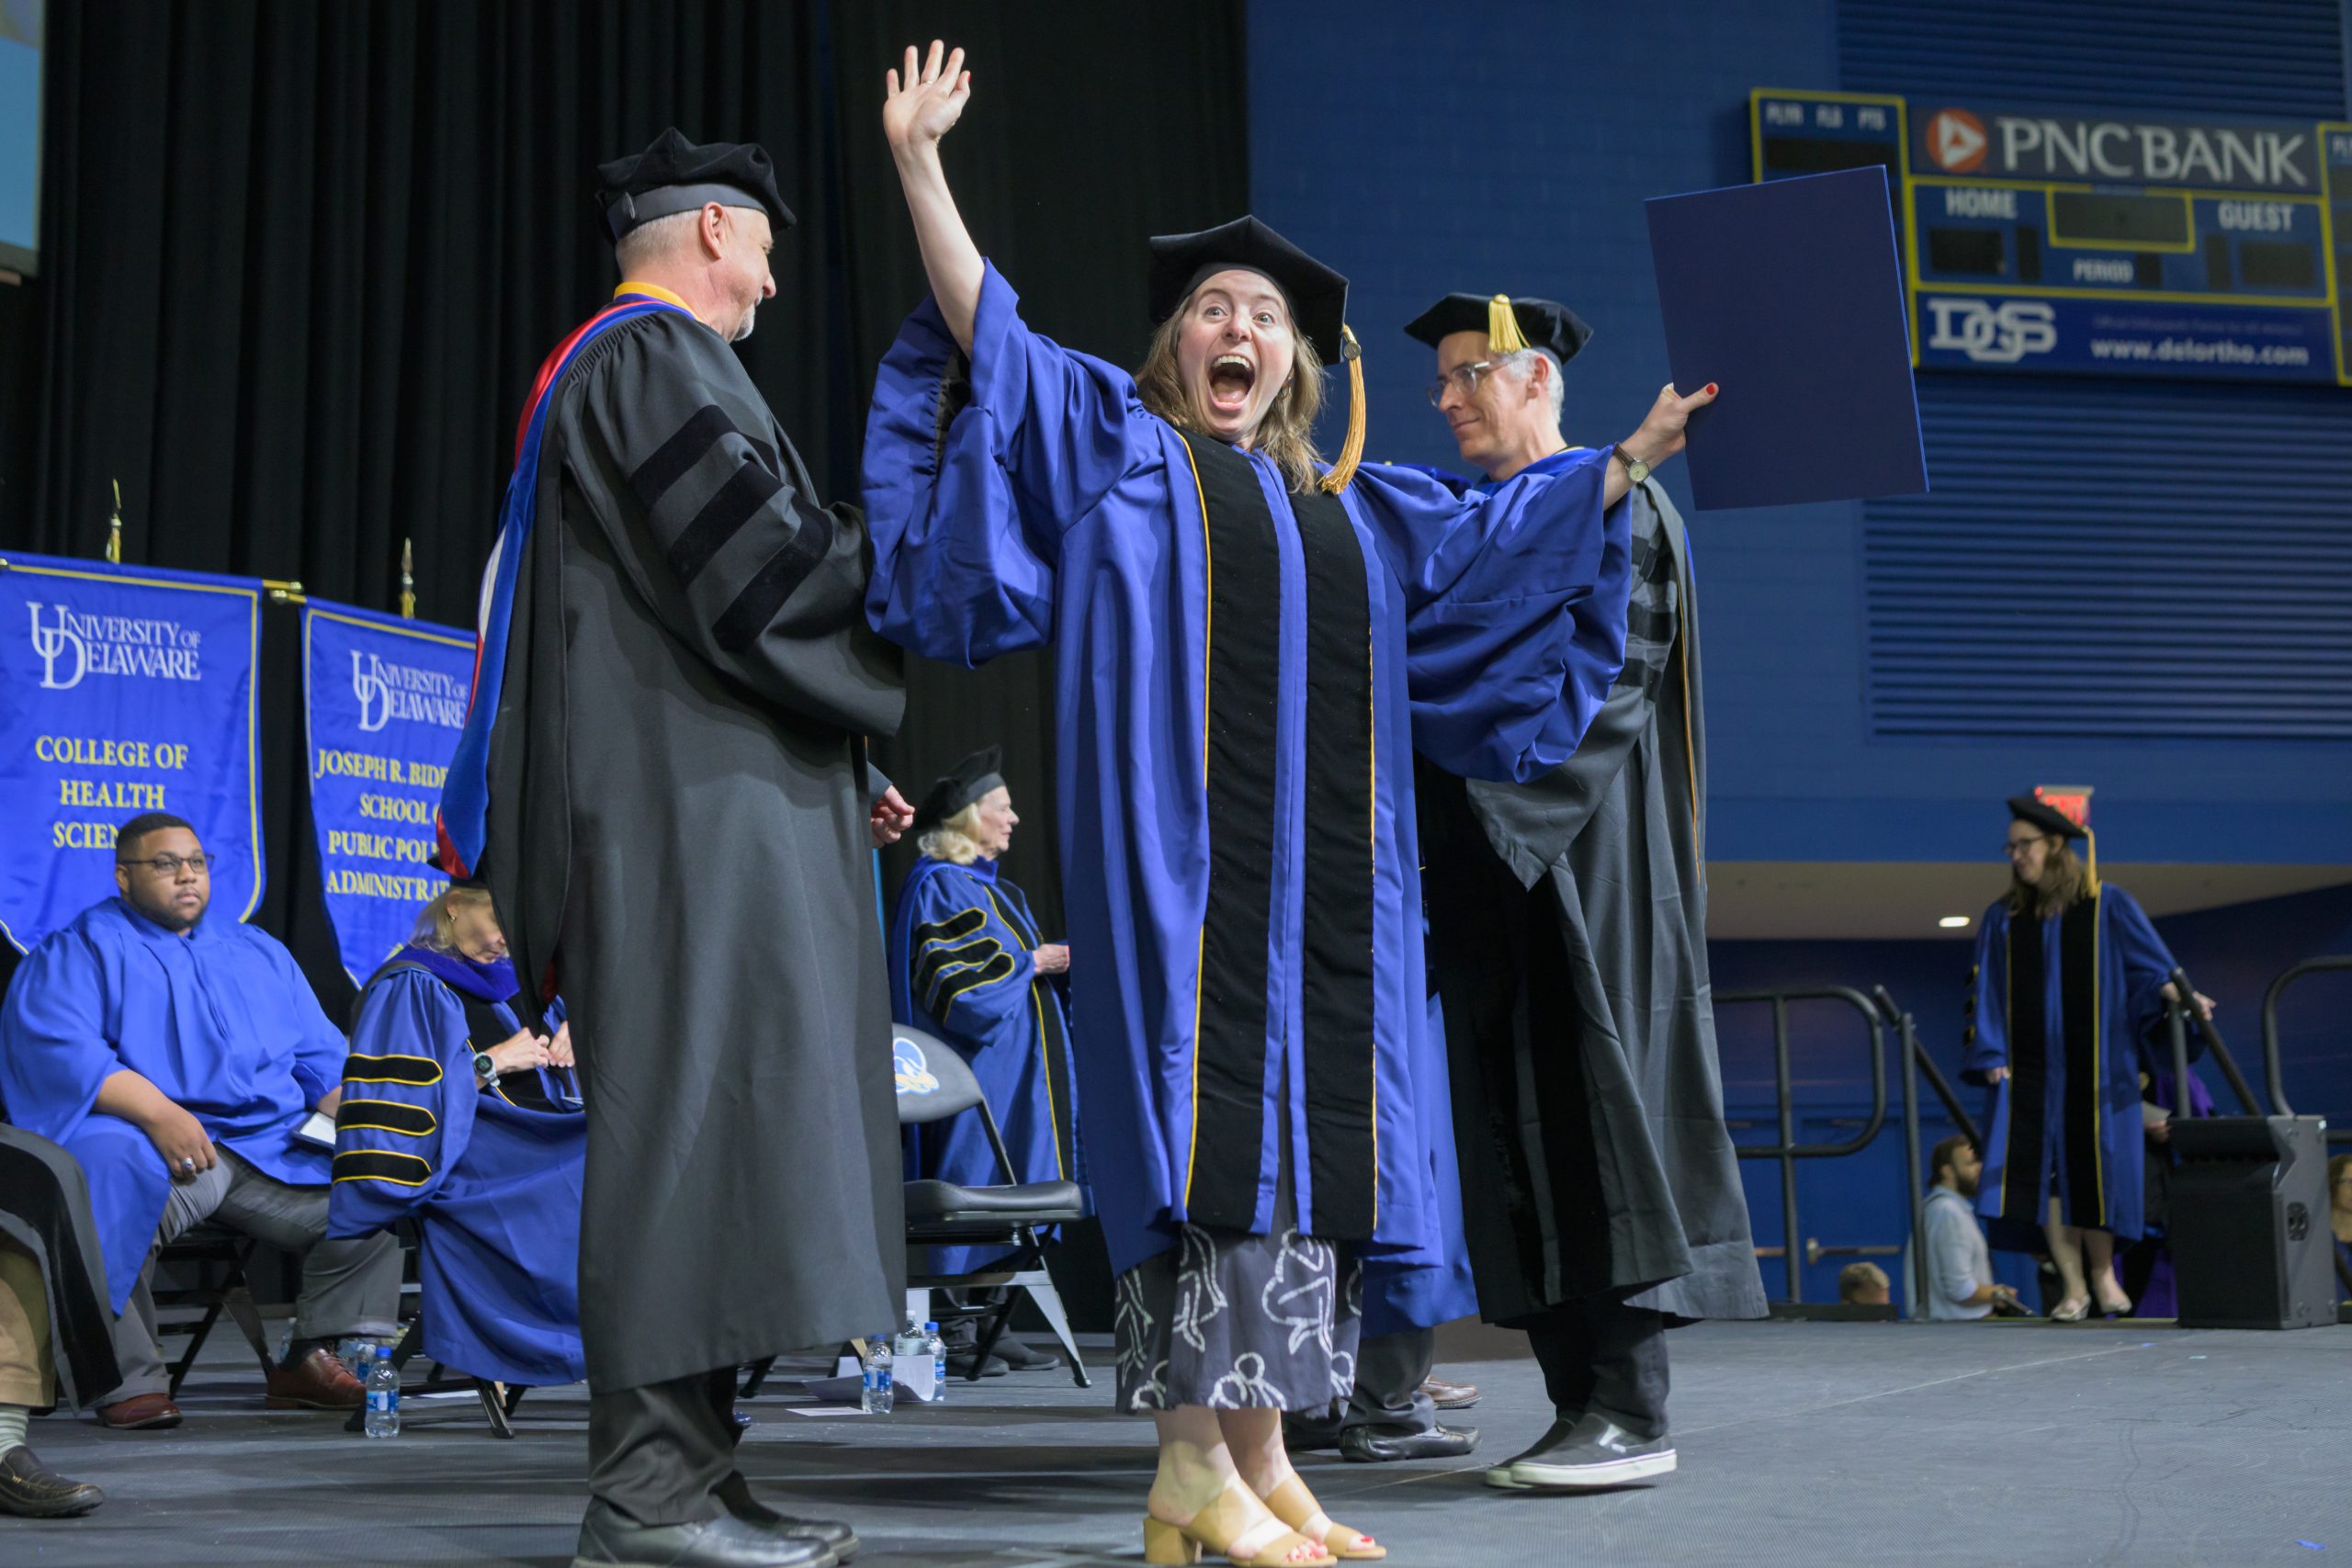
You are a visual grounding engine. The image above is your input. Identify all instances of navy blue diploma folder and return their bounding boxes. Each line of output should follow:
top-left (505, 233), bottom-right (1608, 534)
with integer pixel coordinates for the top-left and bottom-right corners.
top-left (1645, 165), bottom-right (1927, 511)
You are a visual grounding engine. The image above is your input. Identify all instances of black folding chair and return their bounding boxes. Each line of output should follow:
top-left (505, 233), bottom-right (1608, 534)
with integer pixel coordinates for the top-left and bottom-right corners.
top-left (153, 1224), bottom-right (275, 1398)
top-left (741, 1026), bottom-right (1091, 1397)
top-left (891, 1025), bottom-right (1090, 1385)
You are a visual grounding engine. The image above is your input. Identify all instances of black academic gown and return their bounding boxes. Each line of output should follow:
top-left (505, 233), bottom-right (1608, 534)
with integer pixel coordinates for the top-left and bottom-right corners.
top-left (1419, 476), bottom-right (1767, 1325)
top-left (0, 1126), bottom-right (123, 1412)
top-left (479, 306), bottom-right (906, 1393)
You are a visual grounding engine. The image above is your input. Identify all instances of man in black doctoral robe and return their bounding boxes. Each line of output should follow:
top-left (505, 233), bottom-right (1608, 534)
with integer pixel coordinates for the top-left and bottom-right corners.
top-left (1407, 292), bottom-right (1768, 1493)
top-left (436, 130), bottom-right (910, 1568)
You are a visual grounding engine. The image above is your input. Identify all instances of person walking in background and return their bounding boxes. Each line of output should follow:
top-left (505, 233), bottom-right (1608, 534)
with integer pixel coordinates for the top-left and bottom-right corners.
top-left (1964, 796), bottom-right (2209, 1322)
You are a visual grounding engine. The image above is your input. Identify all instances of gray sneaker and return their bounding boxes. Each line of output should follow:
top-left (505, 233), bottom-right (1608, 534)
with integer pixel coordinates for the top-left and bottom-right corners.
top-left (1498, 1413), bottom-right (1675, 1491)
top-left (572, 1500), bottom-right (840, 1568)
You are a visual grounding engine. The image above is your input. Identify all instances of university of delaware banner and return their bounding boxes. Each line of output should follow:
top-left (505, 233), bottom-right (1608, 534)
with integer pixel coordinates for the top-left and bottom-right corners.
top-left (301, 601), bottom-right (474, 984)
top-left (0, 553), bottom-right (263, 951)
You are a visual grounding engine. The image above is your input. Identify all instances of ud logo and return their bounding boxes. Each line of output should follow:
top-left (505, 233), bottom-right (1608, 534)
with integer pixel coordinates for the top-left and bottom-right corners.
top-left (28, 603), bottom-right (89, 691)
top-left (352, 650), bottom-right (398, 733)
top-left (892, 1035), bottom-right (940, 1096)
top-left (1923, 298), bottom-right (2058, 364)
top-left (1927, 107), bottom-right (1989, 173)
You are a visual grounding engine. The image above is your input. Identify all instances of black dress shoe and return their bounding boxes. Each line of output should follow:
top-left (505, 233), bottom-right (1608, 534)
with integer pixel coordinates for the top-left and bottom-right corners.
top-left (0, 1445), bottom-right (105, 1518)
top-left (720, 1472), bottom-right (859, 1562)
top-left (1339, 1422), bottom-right (1480, 1462)
top-left (572, 1500), bottom-right (838, 1568)
top-left (1490, 1413), bottom-right (1674, 1491)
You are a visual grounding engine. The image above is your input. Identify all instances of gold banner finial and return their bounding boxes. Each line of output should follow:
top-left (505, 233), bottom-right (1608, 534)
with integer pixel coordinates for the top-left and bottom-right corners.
top-left (400, 537), bottom-right (416, 619)
top-left (106, 479), bottom-right (123, 565)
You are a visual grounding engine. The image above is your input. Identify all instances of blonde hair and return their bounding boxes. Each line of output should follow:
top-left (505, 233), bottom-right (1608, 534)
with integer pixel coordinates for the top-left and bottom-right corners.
top-left (2006, 840), bottom-right (2089, 922)
top-left (917, 803), bottom-right (988, 866)
top-left (409, 883), bottom-right (493, 953)
top-left (1838, 1261), bottom-right (1890, 1303)
top-left (1135, 294), bottom-right (1328, 494)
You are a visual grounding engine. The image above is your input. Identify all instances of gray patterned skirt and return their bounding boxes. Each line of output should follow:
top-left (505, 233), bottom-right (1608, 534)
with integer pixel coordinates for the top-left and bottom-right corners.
top-left (1113, 1222), bottom-right (1363, 1414)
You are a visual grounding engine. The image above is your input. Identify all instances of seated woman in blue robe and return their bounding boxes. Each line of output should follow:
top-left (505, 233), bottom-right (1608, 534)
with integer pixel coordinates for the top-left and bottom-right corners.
top-left (327, 885), bottom-right (586, 1389)
top-left (890, 746), bottom-right (1084, 1370)
top-left (866, 43), bottom-right (1714, 1568)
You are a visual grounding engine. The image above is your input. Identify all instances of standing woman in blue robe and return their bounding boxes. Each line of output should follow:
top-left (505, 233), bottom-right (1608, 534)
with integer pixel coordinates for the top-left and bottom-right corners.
top-left (1963, 796), bottom-right (2206, 1320)
top-left (328, 884), bottom-right (587, 1389)
top-left (890, 748), bottom-right (1084, 1286)
top-left (866, 42), bottom-right (1714, 1568)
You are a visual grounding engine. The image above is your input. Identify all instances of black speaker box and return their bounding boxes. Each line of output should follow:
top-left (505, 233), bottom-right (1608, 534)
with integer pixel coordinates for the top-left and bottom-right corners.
top-left (2168, 1115), bottom-right (2334, 1330)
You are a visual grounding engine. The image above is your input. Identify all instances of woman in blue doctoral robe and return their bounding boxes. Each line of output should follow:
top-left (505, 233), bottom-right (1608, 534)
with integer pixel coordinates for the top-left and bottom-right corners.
top-left (326, 887), bottom-right (585, 1387)
top-left (889, 747), bottom-right (1085, 1276)
top-left (866, 44), bottom-right (1713, 1568)
top-left (1964, 797), bottom-right (2185, 1319)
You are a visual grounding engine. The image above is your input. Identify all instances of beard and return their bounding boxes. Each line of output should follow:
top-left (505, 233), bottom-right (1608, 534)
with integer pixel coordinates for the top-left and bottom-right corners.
top-left (1955, 1169), bottom-right (1980, 1198)
top-left (730, 304), bottom-right (757, 343)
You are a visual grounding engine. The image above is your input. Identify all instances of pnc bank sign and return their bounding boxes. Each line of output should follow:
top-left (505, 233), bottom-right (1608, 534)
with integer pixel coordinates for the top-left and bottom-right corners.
top-left (1919, 105), bottom-right (2316, 191)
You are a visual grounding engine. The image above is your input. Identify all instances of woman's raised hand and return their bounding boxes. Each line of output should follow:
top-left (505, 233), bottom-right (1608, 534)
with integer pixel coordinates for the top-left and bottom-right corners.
top-left (884, 40), bottom-right (970, 157)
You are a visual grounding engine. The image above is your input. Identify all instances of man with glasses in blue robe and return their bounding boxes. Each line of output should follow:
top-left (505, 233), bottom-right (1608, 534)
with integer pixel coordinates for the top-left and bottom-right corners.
top-left (0, 812), bottom-right (402, 1430)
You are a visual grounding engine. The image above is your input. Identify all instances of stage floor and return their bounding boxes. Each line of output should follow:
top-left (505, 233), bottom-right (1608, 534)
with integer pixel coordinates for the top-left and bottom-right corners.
top-left (10, 1317), bottom-right (2348, 1566)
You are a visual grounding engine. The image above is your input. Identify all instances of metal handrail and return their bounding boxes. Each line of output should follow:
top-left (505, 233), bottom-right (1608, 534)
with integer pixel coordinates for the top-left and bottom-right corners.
top-left (1871, 985), bottom-right (1979, 1318)
top-left (2165, 965), bottom-right (2264, 1115)
top-left (2260, 955), bottom-right (2352, 1146)
top-left (1715, 986), bottom-right (1885, 1303)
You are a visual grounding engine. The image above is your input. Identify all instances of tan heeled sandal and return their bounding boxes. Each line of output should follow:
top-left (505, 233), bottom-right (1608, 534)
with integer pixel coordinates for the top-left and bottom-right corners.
top-left (1262, 1474), bottom-right (1385, 1562)
top-left (1142, 1476), bottom-right (1340, 1568)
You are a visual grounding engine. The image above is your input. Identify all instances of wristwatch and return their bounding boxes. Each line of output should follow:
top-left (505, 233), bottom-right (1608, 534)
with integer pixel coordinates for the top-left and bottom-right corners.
top-left (472, 1050), bottom-right (497, 1081)
top-left (1611, 443), bottom-right (1652, 484)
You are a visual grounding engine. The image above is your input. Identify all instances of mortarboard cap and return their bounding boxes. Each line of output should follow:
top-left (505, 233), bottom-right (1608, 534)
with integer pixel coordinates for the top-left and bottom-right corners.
top-left (595, 128), bottom-right (795, 243)
top-left (1145, 215), bottom-right (1366, 492)
top-left (913, 747), bottom-right (1008, 833)
top-left (1405, 292), bottom-right (1594, 367)
top-left (2007, 794), bottom-right (2086, 840)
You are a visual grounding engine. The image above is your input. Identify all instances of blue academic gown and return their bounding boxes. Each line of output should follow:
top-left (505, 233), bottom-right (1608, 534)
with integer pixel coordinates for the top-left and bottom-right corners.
top-left (0, 897), bottom-right (345, 1314)
top-left (1963, 885), bottom-right (2177, 1242)
top-left (327, 948), bottom-right (586, 1386)
top-left (862, 265), bottom-right (1628, 1312)
top-left (890, 854), bottom-right (1086, 1273)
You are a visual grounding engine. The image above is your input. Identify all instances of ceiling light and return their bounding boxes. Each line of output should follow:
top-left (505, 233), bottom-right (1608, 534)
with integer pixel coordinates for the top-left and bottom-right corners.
top-left (1938, 915), bottom-right (1970, 929)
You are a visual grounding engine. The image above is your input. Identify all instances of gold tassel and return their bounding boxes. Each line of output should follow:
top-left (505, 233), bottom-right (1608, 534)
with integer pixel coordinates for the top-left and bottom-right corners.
top-left (1487, 293), bottom-right (1529, 355)
top-left (1319, 326), bottom-right (1365, 494)
top-left (2082, 825), bottom-right (2100, 897)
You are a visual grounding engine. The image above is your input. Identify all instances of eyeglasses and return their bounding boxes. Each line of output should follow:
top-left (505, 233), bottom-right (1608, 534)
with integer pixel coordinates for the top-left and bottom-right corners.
top-left (2001, 837), bottom-right (2053, 859)
top-left (119, 853), bottom-right (215, 876)
top-left (1425, 361), bottom-right (1496, 406)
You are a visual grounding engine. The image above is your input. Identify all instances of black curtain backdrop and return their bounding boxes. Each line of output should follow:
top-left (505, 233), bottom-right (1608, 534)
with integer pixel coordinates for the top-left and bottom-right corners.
top-left (0, 1), bottom-right (1248, 1015)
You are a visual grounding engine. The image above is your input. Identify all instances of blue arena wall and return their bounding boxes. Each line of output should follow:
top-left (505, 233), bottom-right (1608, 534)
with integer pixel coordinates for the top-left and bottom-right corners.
top-left (1246, 0), bottom-right (2352, 870)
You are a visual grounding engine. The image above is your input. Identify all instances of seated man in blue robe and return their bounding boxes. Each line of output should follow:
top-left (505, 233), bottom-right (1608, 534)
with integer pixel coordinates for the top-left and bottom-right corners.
top-left (0, 813), bottom-right (402, 1428)
top-left (328, 884), bottom-right (586, 1390)
top-left (889, 746), bottom-right (1081, 1374)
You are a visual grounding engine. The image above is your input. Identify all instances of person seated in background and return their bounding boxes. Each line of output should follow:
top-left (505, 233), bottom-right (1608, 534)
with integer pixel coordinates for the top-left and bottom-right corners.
top-left (0, 813), bottom-right (402, 1429)
top-left (1838, 1263), bottom-right (1890, 1307)
top-left (888, 748), bottom-right (1080, 1376)
top-left (327, 884), bottom-right (585, 1390)
top-left (1902, 1134), bottom-right (2018, 1321)
top-left (2331, 1154), bottom-right (2352, 1297)
top-left (0, 1127), bottom-right (118, 1518)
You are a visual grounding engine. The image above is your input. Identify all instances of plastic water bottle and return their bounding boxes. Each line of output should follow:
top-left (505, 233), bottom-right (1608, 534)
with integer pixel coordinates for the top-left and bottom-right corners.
top-left (924, 1322), bottom-right (947, 1403)
top-left (363, 1346), bottom-right (401, 1437)
top-left (859, 1334), bottom-right (894, 1414)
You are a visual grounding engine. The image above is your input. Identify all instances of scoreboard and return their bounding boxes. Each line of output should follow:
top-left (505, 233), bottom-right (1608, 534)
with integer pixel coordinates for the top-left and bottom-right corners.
top-left (1751, 89), bottom-right (2352, 386)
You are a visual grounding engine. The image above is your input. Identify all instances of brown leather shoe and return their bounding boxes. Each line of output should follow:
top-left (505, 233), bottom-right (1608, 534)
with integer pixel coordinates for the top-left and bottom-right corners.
top-left (0, 1445), bottom-right (105, 1517)
top-left (1421, 1374), bottom-right (1481, 1411)
top-left (264, 1346), bottom-right (364, 1409)
top-left (95, 1392), bottom-right (182, 1429)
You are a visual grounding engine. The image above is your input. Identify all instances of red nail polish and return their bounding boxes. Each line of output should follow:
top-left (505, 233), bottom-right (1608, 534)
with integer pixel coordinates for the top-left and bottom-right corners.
top-left (1704, 382), bottom-right (1718, 396)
